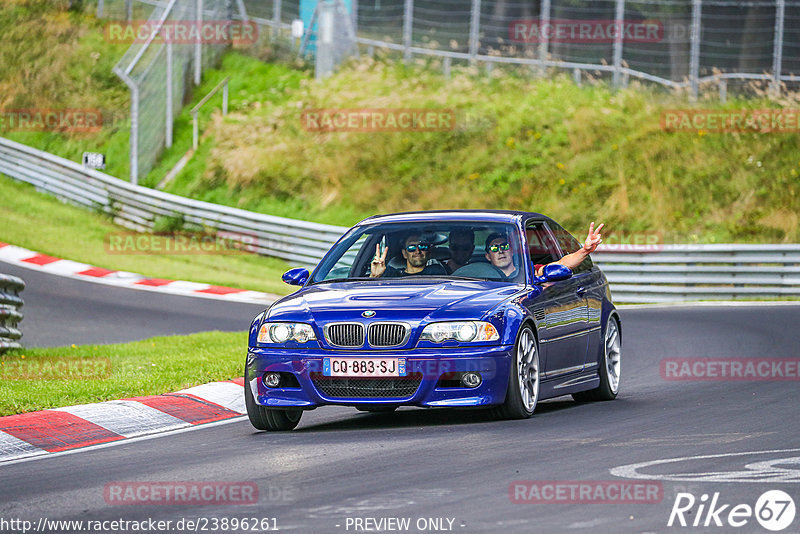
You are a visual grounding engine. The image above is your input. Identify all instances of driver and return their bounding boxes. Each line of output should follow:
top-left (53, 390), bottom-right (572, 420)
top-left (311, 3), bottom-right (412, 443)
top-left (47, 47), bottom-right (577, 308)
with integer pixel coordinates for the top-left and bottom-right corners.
top-left (370, 232), bottom-right (448, 278)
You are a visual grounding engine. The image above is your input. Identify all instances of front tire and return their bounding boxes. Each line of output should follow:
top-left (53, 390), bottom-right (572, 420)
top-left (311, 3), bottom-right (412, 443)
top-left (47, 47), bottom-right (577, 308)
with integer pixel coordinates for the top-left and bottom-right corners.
top-left (245, 376), bottom-right (302, 431)
top-left (491, 325), bottom-right (539, 420)
top-left (573, 315), bottom-right (621, 402)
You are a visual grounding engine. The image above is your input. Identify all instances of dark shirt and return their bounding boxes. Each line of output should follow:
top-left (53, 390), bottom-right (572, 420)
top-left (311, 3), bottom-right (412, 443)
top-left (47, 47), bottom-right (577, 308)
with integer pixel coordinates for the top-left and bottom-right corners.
top-left (383, 263), bottom-right (448, 277)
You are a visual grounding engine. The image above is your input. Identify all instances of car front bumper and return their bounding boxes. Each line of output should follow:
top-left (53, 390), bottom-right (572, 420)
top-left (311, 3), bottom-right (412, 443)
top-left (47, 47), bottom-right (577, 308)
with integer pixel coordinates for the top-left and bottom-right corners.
top-left (246, 345), bottom-right (514, 408)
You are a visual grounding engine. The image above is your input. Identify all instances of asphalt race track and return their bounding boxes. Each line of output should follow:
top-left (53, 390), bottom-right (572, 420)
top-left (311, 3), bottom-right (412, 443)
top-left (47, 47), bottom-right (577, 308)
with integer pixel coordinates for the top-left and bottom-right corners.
top-left (2, 265), bottom-right (800, 533)
top-left (0, 263), bottom-right (266, 347)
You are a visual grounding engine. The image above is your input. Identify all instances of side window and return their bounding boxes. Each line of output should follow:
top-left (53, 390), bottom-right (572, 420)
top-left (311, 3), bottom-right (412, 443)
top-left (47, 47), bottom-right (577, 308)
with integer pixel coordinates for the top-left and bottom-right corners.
top-left (547, 221), bottom-right (593, 274)
top-left (525, 221), bottom-right (560, 266)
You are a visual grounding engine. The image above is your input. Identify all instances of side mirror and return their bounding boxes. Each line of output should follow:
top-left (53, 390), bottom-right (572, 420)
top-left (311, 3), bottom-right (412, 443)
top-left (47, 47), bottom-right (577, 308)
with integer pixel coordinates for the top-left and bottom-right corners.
top-left (533, 263), bottom-right (572, 284)
top-left (282, 267), bottom-right (309, 286)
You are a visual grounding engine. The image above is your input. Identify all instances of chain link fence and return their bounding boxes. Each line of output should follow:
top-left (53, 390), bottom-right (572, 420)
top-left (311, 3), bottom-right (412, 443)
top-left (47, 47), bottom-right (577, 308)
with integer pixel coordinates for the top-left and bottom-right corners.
top-left (97, 0), bottom-right (800, 184)
top-left (105, 0), bottom-right (236, 183)
top-left (239, 0), bottom-right (800, 92)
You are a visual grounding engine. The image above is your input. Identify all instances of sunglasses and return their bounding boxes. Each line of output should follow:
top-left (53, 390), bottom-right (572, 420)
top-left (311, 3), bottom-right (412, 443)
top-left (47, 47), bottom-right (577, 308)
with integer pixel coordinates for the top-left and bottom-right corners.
top-left (488, 243), bottom-right (510, 253)
top-left (405, 243), bottom-right (431, 252)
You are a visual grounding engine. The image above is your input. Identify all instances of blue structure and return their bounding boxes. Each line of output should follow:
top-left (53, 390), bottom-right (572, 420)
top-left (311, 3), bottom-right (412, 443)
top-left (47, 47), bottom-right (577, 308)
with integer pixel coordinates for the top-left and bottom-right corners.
top-left (300, 0), bottom-right (353, 53)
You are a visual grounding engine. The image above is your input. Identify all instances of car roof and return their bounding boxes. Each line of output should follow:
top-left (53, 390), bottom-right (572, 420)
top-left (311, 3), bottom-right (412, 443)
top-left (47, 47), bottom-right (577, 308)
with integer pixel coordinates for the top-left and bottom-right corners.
top-left (356, 210), bottom-right (552, 226)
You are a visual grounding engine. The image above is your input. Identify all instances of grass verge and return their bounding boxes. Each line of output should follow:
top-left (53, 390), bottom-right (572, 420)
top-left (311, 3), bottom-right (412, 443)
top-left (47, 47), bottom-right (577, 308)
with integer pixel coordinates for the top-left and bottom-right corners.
top-left (0, 331), bottom-right (246, 416)
top-left (0, 177), bottom-right (293, 296)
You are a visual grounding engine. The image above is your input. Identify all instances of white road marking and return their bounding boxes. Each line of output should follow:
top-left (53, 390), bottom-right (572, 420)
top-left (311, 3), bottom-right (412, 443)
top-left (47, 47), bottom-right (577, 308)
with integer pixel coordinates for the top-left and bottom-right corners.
top-left (610, 448), bottom-right (800, 483)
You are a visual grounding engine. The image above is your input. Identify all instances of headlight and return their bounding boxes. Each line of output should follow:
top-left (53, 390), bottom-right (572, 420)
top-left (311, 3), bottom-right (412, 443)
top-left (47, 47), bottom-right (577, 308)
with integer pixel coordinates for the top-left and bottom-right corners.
top-left (420, 321), bottom-right (499, 343)
top-left (258, 322), bottom-right (316, 344)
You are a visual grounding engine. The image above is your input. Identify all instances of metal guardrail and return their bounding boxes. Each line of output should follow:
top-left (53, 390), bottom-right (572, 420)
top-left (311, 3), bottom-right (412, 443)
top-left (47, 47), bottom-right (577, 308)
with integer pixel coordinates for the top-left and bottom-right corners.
top-left (593, 245), bottom-right (800, 303)
top-left (1, 137), bottom-right (799, 303)
top-left (0, 274), bottom-right (25, 353)
top-left (0, 137), bottom-right (348, 268)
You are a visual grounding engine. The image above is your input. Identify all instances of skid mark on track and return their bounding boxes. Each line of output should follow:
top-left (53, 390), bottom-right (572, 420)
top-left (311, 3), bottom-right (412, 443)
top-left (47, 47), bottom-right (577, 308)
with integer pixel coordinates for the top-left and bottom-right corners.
top-left (601, 432), bottom-right (774, 447)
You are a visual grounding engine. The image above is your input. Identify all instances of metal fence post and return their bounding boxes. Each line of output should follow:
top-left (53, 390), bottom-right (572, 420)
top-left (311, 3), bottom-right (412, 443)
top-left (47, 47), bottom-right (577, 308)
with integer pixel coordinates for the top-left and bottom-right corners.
top-left (125, 0), bottom-right (132, 21)
top-left (612, 0), bottom-right (625, 87)
top-left (352, 0), bottom-right (358, 34)
top-left (273, 0), bottom-right (282, 40)
top-left (689, 0), bottom-right (701, 100)
top-left (772, 0), bottom-right (785, 96)
top-left (403, 0), bottom-right (413, 62)
top-left (316, 0), bottom-right (335, 79)
top-left (195, 0), bottom-right (203, 86)
top-left (131, 85), bottom-right (138, 184)
top-left (443, 56), bottom-right (451, 79)
top-left (166, 36), bottom-right (173, 149)
top-left (113, 64), bottom-right (140, 184)
top-left (235, 0), bottom-right (248, 21)
top-left (468, 0), bottom-right (481, 65)
top-left (538, 0), bottom-right (550, 76)
top-left (96, 0), bottom-right (104, 18)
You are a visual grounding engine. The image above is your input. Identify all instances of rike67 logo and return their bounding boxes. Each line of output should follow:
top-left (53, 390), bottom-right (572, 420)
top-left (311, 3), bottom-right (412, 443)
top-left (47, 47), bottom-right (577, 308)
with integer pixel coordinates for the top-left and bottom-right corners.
top-left (668, 490), bottom-right (796, 531)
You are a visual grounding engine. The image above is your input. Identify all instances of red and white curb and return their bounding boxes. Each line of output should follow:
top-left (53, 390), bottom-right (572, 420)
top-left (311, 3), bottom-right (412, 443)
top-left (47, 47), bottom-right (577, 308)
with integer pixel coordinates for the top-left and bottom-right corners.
top-left (0, 242), bottom-right (279, 305)
top-left (0, 379), bottom-right (247, 463)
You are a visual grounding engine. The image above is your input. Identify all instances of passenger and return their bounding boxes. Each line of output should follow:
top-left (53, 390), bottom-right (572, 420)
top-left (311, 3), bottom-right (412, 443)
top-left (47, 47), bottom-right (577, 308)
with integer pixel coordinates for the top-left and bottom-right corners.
top-left (370, 232), bottom-right (448, 278)
top-left (485, 221), bottom-right (604, 279)
top-left (444, 228), bottom-right (475, 274)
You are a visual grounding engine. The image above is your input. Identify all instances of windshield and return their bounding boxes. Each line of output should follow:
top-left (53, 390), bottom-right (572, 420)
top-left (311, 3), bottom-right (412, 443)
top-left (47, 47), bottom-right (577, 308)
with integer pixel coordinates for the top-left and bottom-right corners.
top-left (311, 221), bottom-right (526, 284)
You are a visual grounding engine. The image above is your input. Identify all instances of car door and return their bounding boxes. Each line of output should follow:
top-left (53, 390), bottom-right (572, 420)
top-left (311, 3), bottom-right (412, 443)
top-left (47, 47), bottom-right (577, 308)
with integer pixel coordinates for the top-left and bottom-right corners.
top-left (523, 220), bottom-right (589, 378)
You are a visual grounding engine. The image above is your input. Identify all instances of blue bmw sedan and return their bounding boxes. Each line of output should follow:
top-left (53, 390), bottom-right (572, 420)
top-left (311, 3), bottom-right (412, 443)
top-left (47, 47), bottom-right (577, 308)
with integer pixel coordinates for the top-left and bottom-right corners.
top-left (245, 211), bottom-right (621, 430)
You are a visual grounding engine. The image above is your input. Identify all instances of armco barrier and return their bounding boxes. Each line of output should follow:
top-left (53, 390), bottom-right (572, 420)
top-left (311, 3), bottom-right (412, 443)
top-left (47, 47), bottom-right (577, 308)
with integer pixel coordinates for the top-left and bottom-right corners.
top-left (0, 137), bottom-right (348, 268)
top-left (0, 273), bottom-right (25, 352)
top-left (1, 137), bottom-right (799, 303)
top-left (593, 245), bottom-right (800, 303)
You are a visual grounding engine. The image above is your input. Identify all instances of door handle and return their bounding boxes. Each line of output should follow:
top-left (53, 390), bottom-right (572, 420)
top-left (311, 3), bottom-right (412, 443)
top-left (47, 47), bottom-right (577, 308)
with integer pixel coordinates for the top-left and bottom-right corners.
top-left (576, 286), bottom-right (587, 296)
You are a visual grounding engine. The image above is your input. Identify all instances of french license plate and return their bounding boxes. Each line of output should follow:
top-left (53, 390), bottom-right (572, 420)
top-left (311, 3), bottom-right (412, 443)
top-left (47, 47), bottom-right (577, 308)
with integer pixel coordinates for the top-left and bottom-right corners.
top-left (323, 357), bottom-right (406, 377)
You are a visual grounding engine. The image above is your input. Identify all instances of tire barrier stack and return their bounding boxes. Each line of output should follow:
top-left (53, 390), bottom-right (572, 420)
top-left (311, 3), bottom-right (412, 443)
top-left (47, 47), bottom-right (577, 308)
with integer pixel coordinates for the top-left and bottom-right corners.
top-left (0, 273), bottom-right (24, 353)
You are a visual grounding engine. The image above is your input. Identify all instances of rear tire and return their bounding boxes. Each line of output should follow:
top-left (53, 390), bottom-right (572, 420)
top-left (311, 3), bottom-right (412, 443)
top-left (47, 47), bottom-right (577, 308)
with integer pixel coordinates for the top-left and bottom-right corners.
top-left (573, 315), bottom-right (621, 402)
top-left (491, 325), bottom-right (539, 420)
top-left (245, 376), bottom-right (302, 431)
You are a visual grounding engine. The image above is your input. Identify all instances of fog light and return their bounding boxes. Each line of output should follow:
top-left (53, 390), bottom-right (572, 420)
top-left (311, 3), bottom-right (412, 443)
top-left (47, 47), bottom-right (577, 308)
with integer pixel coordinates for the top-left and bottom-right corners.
top-left (263, 372), bottom-right (282, 388)
top-left (461, 372), bottom-right (482, 388)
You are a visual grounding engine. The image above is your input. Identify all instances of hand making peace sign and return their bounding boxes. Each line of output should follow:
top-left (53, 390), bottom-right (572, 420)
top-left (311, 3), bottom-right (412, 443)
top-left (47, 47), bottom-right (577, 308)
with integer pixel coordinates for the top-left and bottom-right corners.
top-left (582, 221), bottom-right (604, 254)
top-left (370, 243), bottom-right (389, 278)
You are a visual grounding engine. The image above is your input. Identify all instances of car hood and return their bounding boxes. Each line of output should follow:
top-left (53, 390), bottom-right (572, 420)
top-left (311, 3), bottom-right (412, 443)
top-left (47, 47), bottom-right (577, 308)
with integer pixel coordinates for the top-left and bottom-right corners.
top-left (267, 280), bottom-right (523, 324)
